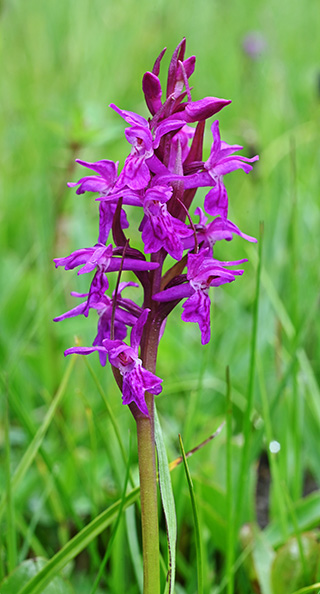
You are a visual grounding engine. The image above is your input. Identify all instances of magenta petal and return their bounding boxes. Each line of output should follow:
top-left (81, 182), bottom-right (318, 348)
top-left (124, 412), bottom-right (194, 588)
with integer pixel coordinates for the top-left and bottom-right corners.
top-left (68, 176), bottom-right (109, 195)
top-left (204, 182), bottom-right (228, 218)
top-left (130, 309), bottom-right (150, 352)
top-left (54, 247), bottom-right (95, 271)
top-left (110, 103), bottom-right (149, 128)
top-left (153, 120), bottom-right (184, 148)
top-left (142, 71), bottom-right (163, 115)
top-left (152, 47), bottom-right (166, 76)
top-left (141, 200), bottom-right (190, 260)
top-left (97, 189), bottom-right (142, 207)
top-left (214, 156), bottom-right (258, 176)
top-left (122, 371), bottom-right (150, 416)
top-left (75, 159), bottom-right (118, 180)
top-left (98, 202), bottom-right (129, 244)
top-left (205, 120), bottom-right (222, 167)
top-left (153, 284), bottom-right (192, 302)
top-left (120, 156), bottom-right (151, 190)
top-left (181, 290), bottom-right (211, 345)
top-left (107, 258), bottom-right (159, 272)
top-left (184, 97), bottom-right (232, 122)
top-left (178, 55), bottom-right (196, 79)
top-left (208, 218), bottom-right (257, 244)
top-left (194, 206), bottom-right (208, 226)
top-left (122, 364), bottom-right (162, 415)
top-left (125, 126), bottom-right (153, 152)
top-left (64, 346), bottom-right (107, 357)
top-left (53, 301), bottom-right (87, 322)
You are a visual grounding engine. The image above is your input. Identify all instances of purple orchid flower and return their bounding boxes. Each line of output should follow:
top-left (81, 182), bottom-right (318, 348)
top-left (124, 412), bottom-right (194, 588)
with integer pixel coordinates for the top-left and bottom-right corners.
top-left (98, 201), bottom-right (129, 244)
top-left (54, 243), bottom-right (159, 314)
top-left (183, 207), bottom-right (257, 252)
top-left (140, 186), bottom-right (192, 260)
top-left (92, 282), bottom-right (140, 366)
top-left (67, 159), bottom-right (128, 243)
top-left (68, 159), bottom-right (119, 195)
top-left (182, 120), bottom-right (259, 218)
top-left (153, 248), bottom-right (245, 344)
top-left (110, 103), bottom-right (186, 191)
top-left (56, 38), bottom-right (259, 418)
top-left (65, 309), bottom-right (162, 416)
top-left (203, 120), bottom-right (259, 217)
top-left (168, 125), bottom-right (195, 172)
top-left (98, 184), bottom-right (192, 260)
top-left (54, 243), bottom-right (159, 275)
top-left (54, 282), bottom-right (141, 367)
top-left (118, 125), bottom-right (154, 191)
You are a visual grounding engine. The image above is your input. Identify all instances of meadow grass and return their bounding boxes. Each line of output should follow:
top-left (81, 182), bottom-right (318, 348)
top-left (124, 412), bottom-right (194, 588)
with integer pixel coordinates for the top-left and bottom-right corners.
top-left (1, 0), bottom-right (320, 592)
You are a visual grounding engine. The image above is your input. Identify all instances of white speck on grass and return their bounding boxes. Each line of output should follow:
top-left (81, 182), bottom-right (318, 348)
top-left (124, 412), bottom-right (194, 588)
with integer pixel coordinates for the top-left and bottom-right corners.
top-left (269, 440), bottom-right (281, 453)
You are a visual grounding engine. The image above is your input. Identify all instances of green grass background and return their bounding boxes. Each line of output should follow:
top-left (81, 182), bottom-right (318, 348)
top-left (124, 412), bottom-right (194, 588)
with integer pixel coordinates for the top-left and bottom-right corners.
top-left (1, 0), bottom-right (320, 592)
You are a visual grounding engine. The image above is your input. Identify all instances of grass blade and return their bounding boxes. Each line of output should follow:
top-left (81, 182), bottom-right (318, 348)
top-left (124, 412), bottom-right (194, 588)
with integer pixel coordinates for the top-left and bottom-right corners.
top-left (154, 405), bottom-right (177, 594)
top-left (290, 584), bottom-right (320, 594)
top-left (125, 506), bottom-right (143, 593)
top-left (225, 367), bottom-right (234, 594)
top-left (90, 433), bottom-right (132, 594)
top-left (0, 357), bottom-right (75, 521)
top-left (179, 434), bottom-right (203, 594)
top-left (4, 389), bottom-right (17, 574)
top-left (235, 222), bottom-right (263, 529)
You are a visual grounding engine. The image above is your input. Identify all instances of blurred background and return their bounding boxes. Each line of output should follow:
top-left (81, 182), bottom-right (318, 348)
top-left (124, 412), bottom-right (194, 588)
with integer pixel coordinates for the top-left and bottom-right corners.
top-left (1, 0), bottom-right (320, 592)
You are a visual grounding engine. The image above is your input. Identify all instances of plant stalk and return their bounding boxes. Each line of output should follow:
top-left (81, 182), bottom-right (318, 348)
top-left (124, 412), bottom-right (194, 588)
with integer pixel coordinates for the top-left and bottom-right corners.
top-left (136, 392), bottom-right (160, 594)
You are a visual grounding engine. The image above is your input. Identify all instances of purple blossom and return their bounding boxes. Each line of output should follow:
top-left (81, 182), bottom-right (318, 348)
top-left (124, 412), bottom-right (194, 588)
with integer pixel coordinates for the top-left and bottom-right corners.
top-left (54, 283), bottom-right (140, 366)
top-left (67, 159), bottom-right (128, 242)
top-left (168, 125), bottom-right (195, 172)
top-left (140, 186), bottom-right (192, 260)
top-left (119, 125), bottom-right (154, 190)
top-left (56, 39), bottom-right (259, 416)
top-left (182, 120), bottom-right (258, 218)
top-left (242, 32), bottom-right (267, 59)
top-left (110, 103), bottom-right (186, 190)
top-left (54, 243), bottom-right (159, 275)
top-left (54, 244), bottom-right (158, 314)
top-left (183, 207), bottom-right (257, 252)
top-left (65, 310), bottom-right (162, 416)
top-left (98, 201), bottom-right (129, 244)
top-left (68, 159), bottom-right (118, 194)
top-left (153, 249), bottom-right (245, 344)
top-left (92, 282), bottom-right (140, 366)
top-left (203, 120), bottom-right (258, 217)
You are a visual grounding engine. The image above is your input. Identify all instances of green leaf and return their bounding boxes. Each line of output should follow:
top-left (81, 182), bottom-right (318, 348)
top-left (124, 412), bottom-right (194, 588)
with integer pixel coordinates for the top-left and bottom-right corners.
top-left (271, 534), bottom-right (320, 594)
top-left (16, 487), bottom-right (140, 594)
top-left (252, 530), bottom-right (275, 594)
top-left (179, 434), bottom-right (203, 594)
top-left (154, 405), bottom-right (177, 594)
top-left (0, 558), bottom-right (73, 594)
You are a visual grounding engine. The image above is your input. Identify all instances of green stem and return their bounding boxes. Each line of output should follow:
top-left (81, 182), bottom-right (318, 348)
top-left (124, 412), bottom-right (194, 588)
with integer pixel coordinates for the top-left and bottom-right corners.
top-left (136, 393), bottom-right (160, 594)
top-left (134, 258), bottom-right (163, 594)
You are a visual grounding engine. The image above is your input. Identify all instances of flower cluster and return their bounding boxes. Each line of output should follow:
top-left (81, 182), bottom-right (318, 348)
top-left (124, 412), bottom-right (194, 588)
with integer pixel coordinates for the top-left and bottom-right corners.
top-left (54, 39), bottom-right (258, 416)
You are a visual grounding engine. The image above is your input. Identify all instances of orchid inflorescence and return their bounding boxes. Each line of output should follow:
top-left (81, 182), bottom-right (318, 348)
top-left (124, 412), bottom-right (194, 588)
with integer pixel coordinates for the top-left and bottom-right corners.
top-left (54, 38), bottom-right (258, 418)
